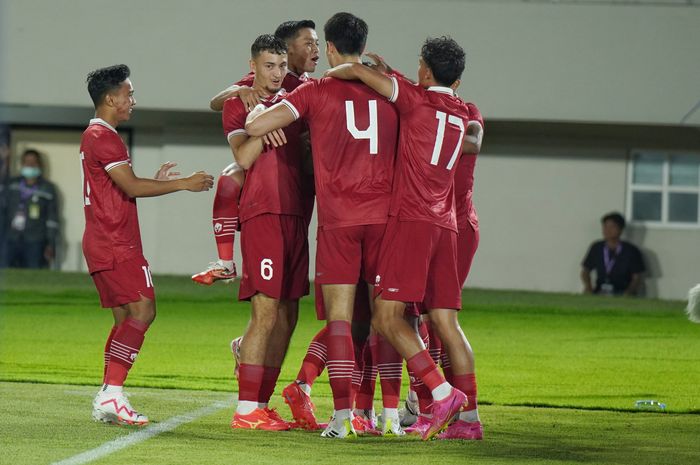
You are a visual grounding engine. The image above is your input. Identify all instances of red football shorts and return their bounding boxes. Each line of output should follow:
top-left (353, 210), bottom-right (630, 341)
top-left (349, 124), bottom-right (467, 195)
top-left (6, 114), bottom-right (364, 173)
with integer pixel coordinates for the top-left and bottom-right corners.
top-left (374, 218), bottom-right (461, 311)
top-left (314, 280), bottom-right (372, 321)
top-left (239, 214), bottom-right (309, 301)
top-left (315, 223), bottom-right (386, 285)
top-left (91, 255), bottom-right (155, 308)
top-left (457, 225), bottom-right (480, 286)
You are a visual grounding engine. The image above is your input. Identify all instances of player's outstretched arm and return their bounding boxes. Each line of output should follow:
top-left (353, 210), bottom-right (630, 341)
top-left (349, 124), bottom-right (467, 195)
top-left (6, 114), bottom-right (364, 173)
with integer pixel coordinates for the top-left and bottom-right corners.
top-left (323, 63), bottom-right (393, 99)
top-left (108, 164), bottom-right (213, 198)
top-left (211, 85), bottom-right (269, 112)
top-left (462, 121), bottom-right (484, 154)
top-left (245, 102), bottom-right (296, 138)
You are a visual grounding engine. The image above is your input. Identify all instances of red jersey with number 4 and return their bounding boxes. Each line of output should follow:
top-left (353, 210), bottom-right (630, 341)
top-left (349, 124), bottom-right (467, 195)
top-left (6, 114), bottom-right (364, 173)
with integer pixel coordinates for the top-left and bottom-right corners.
top-left (282, 77), bottom-right (398, 229)
top-left (80, 118), bottom-right (143, 273)
top-left (222, 92), bottom-right (305, 222)
top-left (455, 102), bottom-right (484, 231)
top-left (388, 76), bottom-right (470, 232)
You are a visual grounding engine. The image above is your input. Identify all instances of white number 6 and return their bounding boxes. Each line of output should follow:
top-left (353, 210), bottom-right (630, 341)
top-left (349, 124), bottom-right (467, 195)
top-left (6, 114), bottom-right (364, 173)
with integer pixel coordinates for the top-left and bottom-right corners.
top-left (261, 258), bottom-right (273, 281)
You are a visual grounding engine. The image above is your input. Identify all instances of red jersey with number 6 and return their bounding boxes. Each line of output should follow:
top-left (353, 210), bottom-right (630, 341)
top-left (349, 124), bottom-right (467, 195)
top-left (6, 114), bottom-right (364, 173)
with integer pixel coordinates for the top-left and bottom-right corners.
top-left (80, 118), bottom-right (143, 273)
top-left (281, 77), bottom-right (398, 230)
top-left (388, 75), bottom-right (470, 232)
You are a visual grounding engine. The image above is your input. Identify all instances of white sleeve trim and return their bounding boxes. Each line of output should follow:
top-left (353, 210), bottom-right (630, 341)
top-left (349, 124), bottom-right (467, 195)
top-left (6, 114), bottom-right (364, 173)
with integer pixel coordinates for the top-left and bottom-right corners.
top-left (227, 129), bottom-right (247, 141)
top-left (281, 100), bottom-right (300, 120)
top-left (389, 76), bottom-right (399, 103)
top-left (104, 160), bottom-right (129, 172)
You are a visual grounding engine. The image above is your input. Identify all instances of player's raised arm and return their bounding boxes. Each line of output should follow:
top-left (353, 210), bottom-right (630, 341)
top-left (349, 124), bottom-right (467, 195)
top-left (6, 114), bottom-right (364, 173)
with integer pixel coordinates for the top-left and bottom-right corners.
top-left (210, 85), bottom-right (269, 112)
top-left (107, 164), bottom-right (213, 198)
top-left (462, 120), bottom-right (484, 154)
top-left (323, 62), bottom-right (393, 100)
top-left (245, 101), bottom-right (296, 137)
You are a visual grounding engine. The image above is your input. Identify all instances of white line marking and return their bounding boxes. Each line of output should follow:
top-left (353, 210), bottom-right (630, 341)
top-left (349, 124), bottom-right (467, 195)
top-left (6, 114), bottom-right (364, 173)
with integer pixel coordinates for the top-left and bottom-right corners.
top-left (51, 400), bottom-right (229, 465)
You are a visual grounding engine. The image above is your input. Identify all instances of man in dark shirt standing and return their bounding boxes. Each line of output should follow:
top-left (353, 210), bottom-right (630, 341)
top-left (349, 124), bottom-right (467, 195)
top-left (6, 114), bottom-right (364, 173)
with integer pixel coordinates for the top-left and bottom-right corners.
top-left (581, 212), bottom-right (646, 296)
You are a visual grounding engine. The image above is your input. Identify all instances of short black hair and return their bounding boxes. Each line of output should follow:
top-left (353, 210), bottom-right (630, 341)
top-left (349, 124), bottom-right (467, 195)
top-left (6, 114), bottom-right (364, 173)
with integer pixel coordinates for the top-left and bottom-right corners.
top-left (324, 12), bottom-right (368, 56)
top-left (251, 34), bottom-right (288, 58)
top-left (421, 36), bottom-right (466, 87)
top-left (86, 64), bottom-right (130, 108)
top-left (602, 212), bottom-right (626, 230)
top-left (21, 149), bottom-right (43, 169)
top-left (275, 20), bottom-right (316, 43)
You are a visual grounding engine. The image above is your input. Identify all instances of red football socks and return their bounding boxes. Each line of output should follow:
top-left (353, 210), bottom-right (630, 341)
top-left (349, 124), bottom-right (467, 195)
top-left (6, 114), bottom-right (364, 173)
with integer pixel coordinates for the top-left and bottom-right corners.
top-left (355, 335), bottom-right (377, 410)
top-left (104, 318), bottom-right (150, 386)
top-left (406, 350), bottom-right (446, 393)
top-left (259, 366), bottom-right (281, 404)
top-left (212, 175), bottom-right (240, 262)
top-left (295, 326), bottom-right (328, 386)
top-left (374, 334), bottom-right (402, 409)
top-left (102, 325), bottom-right (118, 383)
top-left (238, 363), bottom-right (265, 403)
top-left (326, 320), bottom-right (354, 411)
top-left (452, 373), bottom-right (478, 411)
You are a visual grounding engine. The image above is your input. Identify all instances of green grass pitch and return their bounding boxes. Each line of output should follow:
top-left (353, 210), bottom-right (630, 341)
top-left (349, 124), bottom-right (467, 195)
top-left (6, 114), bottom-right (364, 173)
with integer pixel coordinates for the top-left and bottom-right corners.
top-left (1, 269), bottom-right (699, 465)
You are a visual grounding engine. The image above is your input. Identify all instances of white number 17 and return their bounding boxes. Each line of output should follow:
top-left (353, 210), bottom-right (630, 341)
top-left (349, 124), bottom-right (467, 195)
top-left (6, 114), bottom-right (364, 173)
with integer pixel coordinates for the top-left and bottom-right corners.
top-left (430, 111), bottom-right (465, 170)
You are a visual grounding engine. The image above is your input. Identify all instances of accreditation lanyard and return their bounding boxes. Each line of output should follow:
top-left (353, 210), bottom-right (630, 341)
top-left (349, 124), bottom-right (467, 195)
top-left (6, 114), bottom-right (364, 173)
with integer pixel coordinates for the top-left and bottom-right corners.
top-left (18, 179), bottom-right (39, 210)
top-left (603, 244), bottom-right (622, 278)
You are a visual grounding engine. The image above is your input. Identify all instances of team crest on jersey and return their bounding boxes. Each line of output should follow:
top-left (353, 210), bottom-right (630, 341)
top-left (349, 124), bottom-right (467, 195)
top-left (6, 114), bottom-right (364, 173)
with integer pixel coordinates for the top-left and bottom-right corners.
top-left (214, 222), bottom-right (223, 233)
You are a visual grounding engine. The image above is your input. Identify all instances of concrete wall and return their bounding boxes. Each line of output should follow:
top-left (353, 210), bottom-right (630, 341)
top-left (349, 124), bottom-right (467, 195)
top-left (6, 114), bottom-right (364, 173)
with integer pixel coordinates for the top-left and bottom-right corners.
top-left (1, 0), bottom-right (699, 124)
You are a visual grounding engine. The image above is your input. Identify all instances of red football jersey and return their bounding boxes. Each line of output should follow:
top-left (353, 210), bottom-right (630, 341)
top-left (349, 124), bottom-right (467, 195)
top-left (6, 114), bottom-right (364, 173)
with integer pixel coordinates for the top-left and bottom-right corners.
top-left (235, 70), bottom-right (310, 92)
top-left (388, 76), bottom-right (471, 232)
top-left (222, 92), bottom-right (305, 222)
top-left (282, 77), bottom-right (399, 229)
top-left (454, 102), bottom-right (484, 231)
top-left (80, 118), bottom-right (143, 273)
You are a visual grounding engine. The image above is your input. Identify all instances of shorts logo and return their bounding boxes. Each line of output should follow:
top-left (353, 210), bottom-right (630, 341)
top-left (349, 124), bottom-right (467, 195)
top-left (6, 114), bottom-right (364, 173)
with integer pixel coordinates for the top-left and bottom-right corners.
top-left (375, 275), bottom-right (381, 285)
top-left (214, 222), bottom-right (223, 233)
top-left (388, 288), bottom-right (399, 292)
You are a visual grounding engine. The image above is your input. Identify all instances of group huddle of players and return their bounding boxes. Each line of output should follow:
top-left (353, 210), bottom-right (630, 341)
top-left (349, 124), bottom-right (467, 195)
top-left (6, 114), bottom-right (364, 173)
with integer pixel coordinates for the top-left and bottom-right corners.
top-left (81, 11), bottom-right (483, 442)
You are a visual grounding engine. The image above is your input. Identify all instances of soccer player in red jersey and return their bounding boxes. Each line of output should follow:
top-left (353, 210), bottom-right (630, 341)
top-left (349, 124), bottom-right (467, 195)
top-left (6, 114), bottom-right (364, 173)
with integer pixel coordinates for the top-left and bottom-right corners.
top-left (223, 35), bottom-right (309, 431)
top-left (192, 20), bottom-right (319, 285)
top-left (325, 36), bottom-right (482, 440)
top-left (82, 65), bottom-right (213, 426)
top-left (246, 12), bottom-right (399, 438)
top-left (405, 101), bottom-right (485, 439)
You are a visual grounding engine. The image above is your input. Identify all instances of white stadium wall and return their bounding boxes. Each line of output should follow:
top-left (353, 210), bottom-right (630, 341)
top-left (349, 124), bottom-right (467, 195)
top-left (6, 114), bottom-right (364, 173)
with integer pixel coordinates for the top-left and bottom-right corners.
top-left (1, 0), bottom-right (699, 299)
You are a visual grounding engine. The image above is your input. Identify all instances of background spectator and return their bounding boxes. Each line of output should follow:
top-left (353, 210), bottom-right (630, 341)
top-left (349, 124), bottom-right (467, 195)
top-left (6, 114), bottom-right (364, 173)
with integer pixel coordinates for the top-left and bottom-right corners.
top-left (0, 149), bottom-right (60, 268)
top-left (580, 212), bottom-right (646, 296)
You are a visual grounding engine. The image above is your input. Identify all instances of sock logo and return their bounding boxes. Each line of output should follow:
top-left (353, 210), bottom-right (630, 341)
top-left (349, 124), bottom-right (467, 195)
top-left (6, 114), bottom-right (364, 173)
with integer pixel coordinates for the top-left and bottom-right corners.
top-left (214, 222), bottom-right (223, 233)
top-left (130, 353), bottom-right (138, 361)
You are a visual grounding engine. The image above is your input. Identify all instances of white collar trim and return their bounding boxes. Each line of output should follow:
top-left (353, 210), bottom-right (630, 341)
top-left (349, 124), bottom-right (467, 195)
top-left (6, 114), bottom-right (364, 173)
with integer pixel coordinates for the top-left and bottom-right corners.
top-left (427, 86), bottom-right (454, 96)
top-left (89, 118), bottom-right (118, 134)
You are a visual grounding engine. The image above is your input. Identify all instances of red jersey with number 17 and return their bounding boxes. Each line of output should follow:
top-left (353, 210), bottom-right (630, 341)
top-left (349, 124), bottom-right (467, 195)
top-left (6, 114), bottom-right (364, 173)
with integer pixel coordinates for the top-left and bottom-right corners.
top-left (387, 76), bottom-right (470, 232)
top-left (281, 77), bottom-right (399, 230)
top-left (80, 118), bottom-right (143, 274)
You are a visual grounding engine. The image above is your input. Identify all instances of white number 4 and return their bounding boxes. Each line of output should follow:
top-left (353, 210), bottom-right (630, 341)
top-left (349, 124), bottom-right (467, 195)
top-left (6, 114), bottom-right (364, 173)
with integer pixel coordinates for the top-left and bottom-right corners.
top-left (430, 111), bottom-right (465, 170)
top-left (345, 100), bottom-right (378, 154)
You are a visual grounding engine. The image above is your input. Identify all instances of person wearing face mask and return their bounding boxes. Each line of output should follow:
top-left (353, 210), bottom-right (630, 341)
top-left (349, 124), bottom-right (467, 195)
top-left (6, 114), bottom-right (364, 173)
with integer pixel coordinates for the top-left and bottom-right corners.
top-left (0, 149), bottom-right (60, 268)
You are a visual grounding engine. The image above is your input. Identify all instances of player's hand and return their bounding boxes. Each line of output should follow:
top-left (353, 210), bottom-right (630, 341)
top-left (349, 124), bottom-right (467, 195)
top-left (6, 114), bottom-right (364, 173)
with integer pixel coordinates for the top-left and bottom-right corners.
top-left (184, 171), bottom-right (214, 192)
top-left (154, 161), bottom-right (181, 180)
top-left (262, 128), bottom-right (287, 148)
top-left (238, 87), bottom-right (269, 112)
top-left (323, 63), bottom-right (358, 80)
top-left (364, 52), bottom-right (392, 74)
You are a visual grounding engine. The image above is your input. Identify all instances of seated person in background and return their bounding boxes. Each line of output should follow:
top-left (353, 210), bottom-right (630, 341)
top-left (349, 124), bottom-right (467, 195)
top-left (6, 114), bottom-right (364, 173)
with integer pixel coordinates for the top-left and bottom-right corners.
top-left (0, 149), bottom-right (60, 269)
top-left (580, 212), bottom-right (645, 296)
